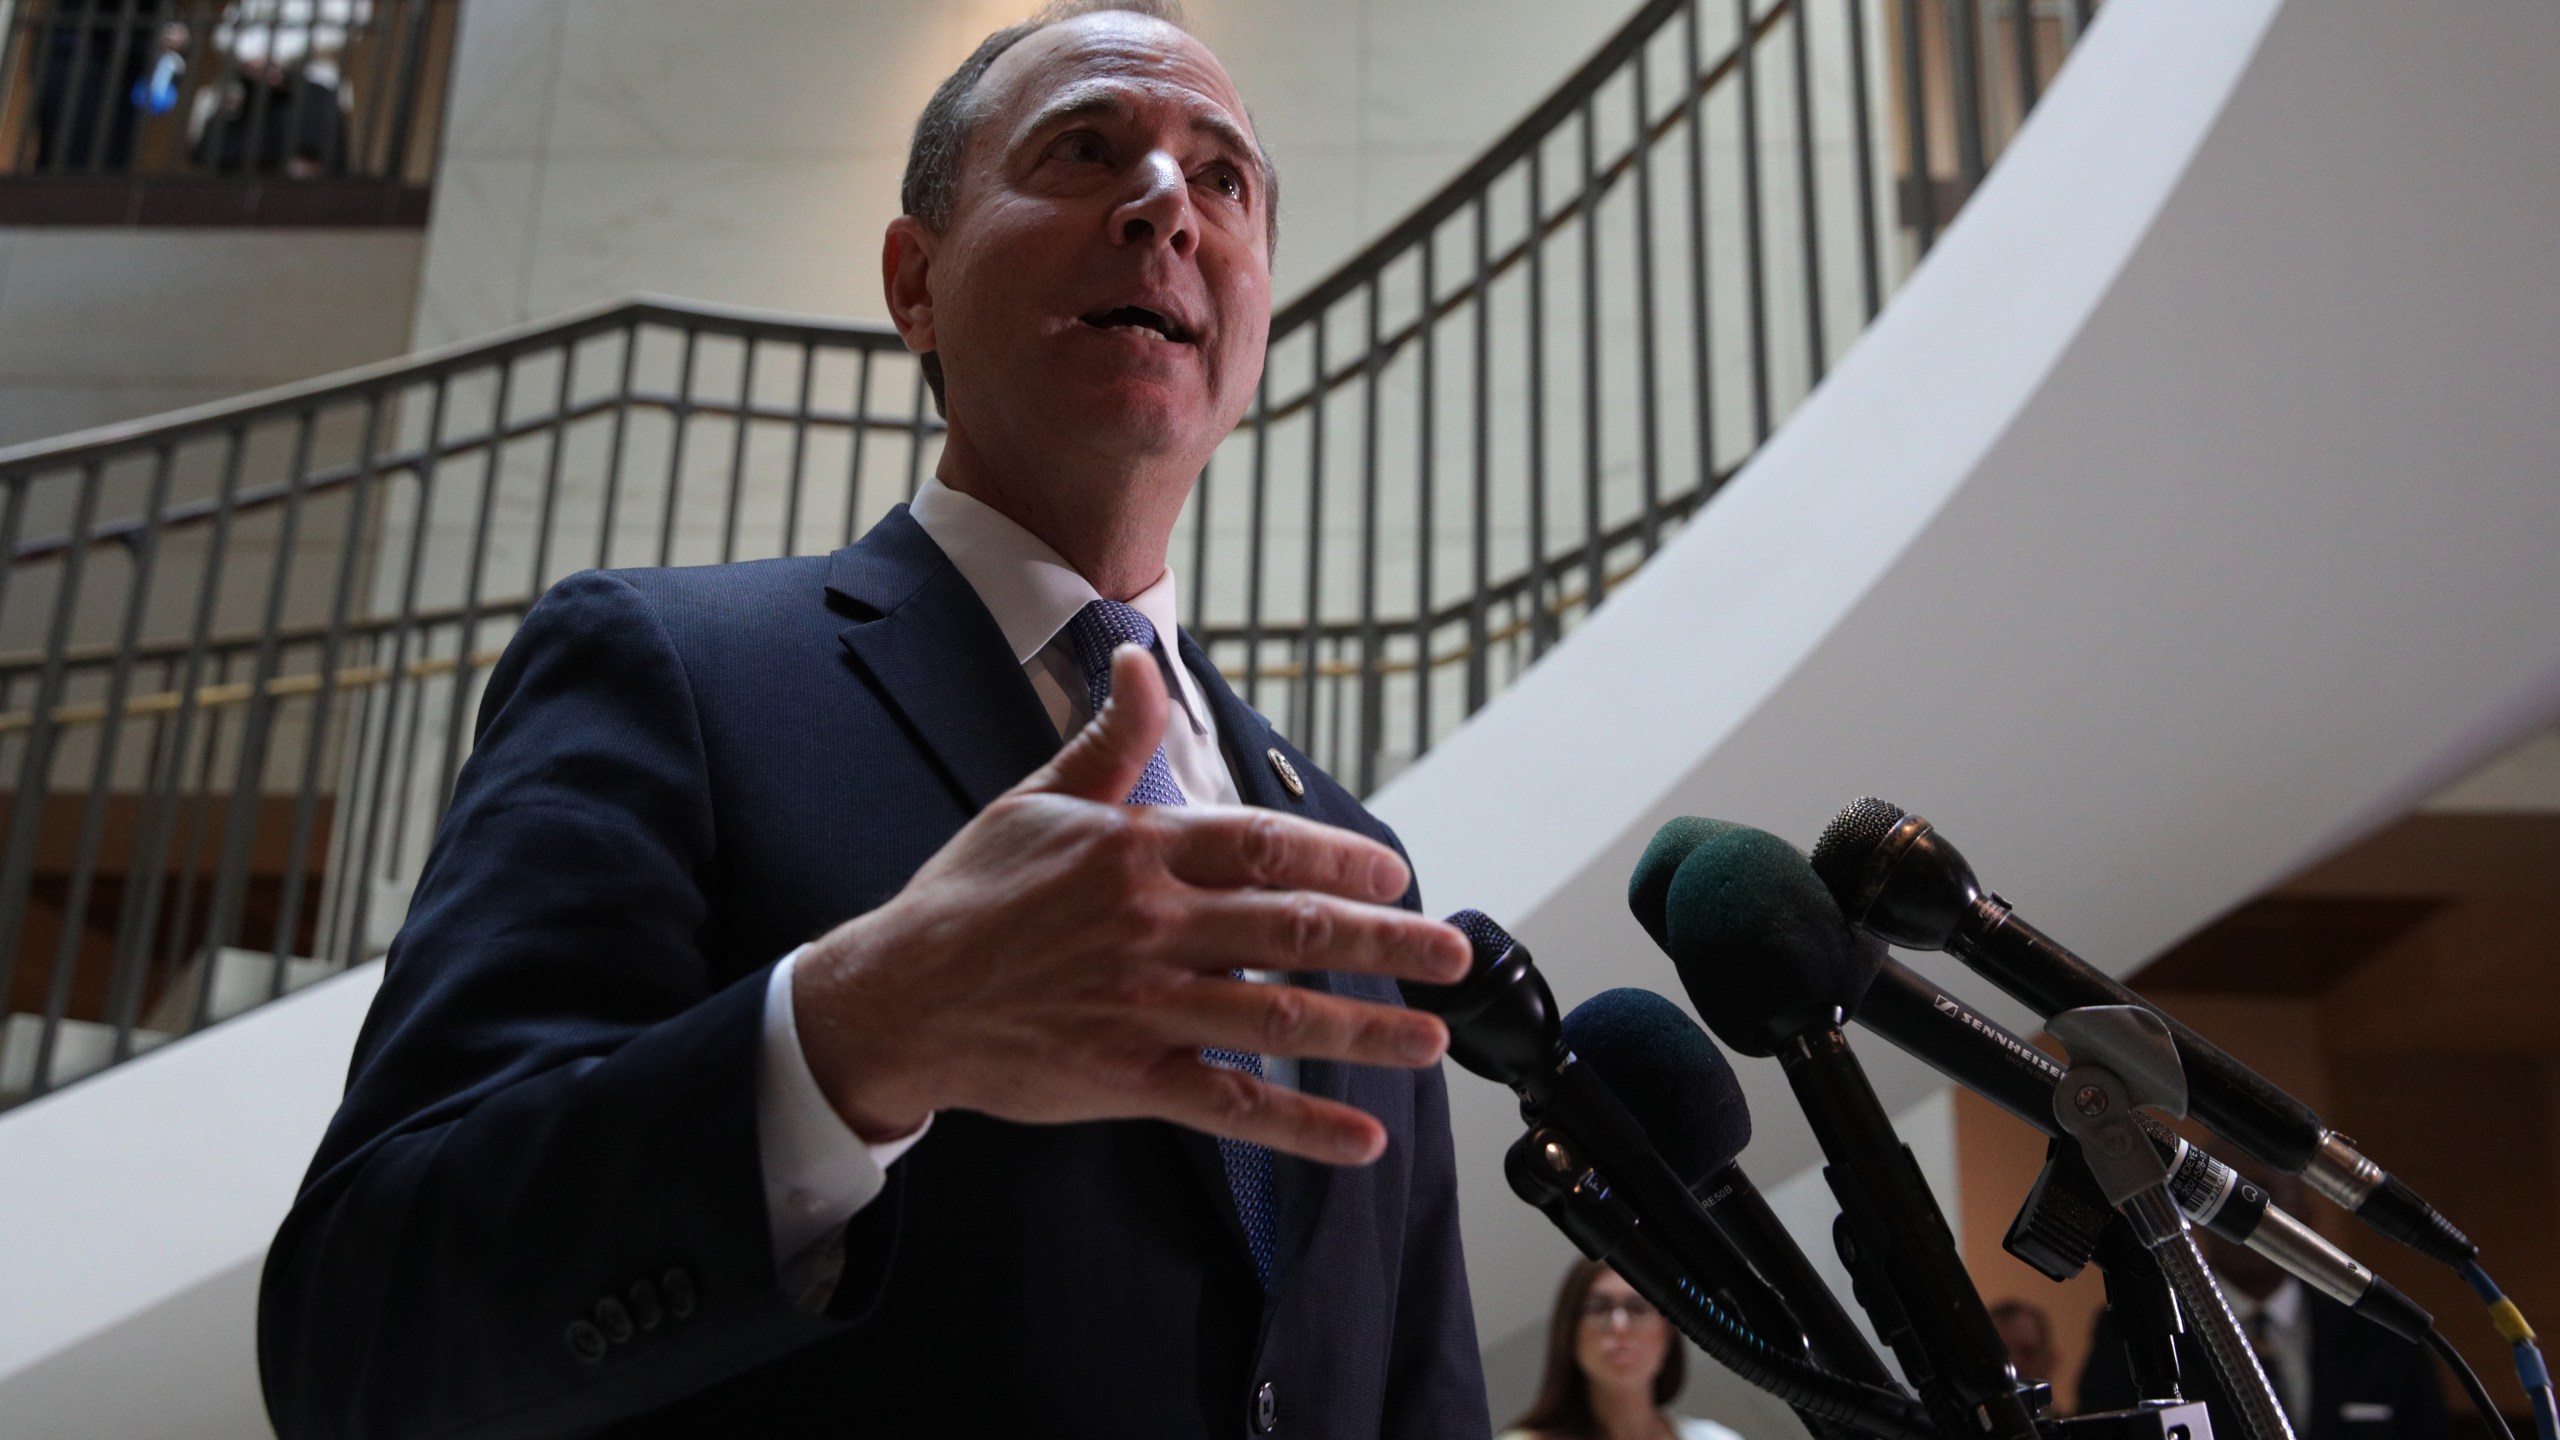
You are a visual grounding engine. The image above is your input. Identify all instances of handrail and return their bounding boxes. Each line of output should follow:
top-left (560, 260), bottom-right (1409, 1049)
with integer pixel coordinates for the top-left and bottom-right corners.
top-left (0, 0), bottom-right (2098, 1102)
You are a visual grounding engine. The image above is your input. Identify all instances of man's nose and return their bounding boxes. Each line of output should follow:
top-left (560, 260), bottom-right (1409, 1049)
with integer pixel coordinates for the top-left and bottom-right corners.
top-left (1113, 151), bottom-right (1195, 257)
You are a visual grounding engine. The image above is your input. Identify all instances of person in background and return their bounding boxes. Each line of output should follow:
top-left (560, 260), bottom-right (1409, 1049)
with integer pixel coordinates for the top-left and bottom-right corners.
top-left (1992, 1298), bottom-right (2057, 1391)
top-left (190, 0), bottom-right (370, 175)
top-left (2078, 1168), bottom-right (2447, 1440)
top-left (25, 0), bottom-right (177, 170)
top-left (1503, 1259), bottom-right (1749, 1440)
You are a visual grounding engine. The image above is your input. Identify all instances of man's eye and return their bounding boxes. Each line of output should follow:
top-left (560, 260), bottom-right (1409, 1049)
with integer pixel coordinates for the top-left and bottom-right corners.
top-left (1204, 164), bottom-right (1245, 201)
top-left (1056, 132), bottom-right (1106, 163)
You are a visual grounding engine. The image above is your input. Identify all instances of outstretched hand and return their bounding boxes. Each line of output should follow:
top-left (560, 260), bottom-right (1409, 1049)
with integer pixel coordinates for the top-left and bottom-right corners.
top-left (793, 645), bottom-right (1471, 1164)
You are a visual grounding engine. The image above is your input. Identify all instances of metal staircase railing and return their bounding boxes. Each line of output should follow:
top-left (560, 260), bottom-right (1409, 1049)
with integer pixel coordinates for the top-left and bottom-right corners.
top-left (0, 0), bottom-right (2097, 1103)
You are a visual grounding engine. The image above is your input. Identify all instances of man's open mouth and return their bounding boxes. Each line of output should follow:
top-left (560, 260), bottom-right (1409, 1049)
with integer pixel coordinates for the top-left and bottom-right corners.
top-left (1080, 305), bottom-right (1193, 343)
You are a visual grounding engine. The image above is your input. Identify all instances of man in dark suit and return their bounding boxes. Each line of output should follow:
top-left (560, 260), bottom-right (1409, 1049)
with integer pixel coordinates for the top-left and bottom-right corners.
top-left (257, 3), bottom-right (1493, 1434)
top-left (2077, 1172), bottom-right (2445, 1440)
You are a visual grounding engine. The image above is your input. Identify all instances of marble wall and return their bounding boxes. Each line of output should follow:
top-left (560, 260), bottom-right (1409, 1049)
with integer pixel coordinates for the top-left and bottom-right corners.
top-left (0, 228), bottom-right (423, 450)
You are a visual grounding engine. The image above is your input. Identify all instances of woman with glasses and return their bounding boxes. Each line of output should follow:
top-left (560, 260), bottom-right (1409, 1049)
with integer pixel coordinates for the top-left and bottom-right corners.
top-left (1501, 1258), bottom-right (1750, 1440)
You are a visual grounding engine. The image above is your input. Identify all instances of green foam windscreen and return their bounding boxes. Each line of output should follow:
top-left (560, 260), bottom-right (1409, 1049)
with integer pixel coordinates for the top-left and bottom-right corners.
top-left (1661, 823), bottom-right (1884, 1057)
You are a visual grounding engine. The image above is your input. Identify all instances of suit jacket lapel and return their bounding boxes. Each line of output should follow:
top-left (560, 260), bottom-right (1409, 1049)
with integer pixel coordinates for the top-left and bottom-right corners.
top-left (827, 506), bottom-right (1059, 812)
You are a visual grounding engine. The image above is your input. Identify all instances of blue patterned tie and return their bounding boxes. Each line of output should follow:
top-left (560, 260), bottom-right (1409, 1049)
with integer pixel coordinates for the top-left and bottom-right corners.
top-left (1060, 598), bottom-right (1280, 1289)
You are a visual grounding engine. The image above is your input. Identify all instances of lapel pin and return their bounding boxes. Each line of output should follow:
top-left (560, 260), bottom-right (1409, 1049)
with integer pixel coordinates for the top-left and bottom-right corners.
top-left (1266, 747), bottom-right (1305, 799)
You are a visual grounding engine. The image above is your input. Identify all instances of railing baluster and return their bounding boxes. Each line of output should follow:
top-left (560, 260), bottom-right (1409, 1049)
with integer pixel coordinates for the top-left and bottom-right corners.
top-left (1846, 0), bottom-right (1886, 320)
top-left (1294, 316), bottom-right (1328, 745)
top-left (782, 341), bottom-right (816, 558)
top-left (1899, 0), bottom-right (1939, 252)
top-left (1242, 374), bottom-right (1271, 710)
top-left (904, 362), bottom-right (930, 500)
top-left (1465, 194), bottom-right (1492, 716)
top-left (530, 339), bottom-right (577, 592)
top-left (1185, 456), bottom-right (1212, 639)
top-left (43, 3), bottom-right (100, 174)
top-left (1525, 145), bottom-right (1551, 655)
top-left (1684, 0), bottom-right (1719, 495)
top-left (2010, 0), bottom-right (2041, 119)
top-left (1735, 0), bottom-right (1772, 442)
top-left (1945, 0), bottom-right (1988, 195)
top-left (655, 330), bottom-right (698, 570)
top-left (1413, 234), bottom-right (1438, 762)
top-left (435, 360), bottom-right (515, 814)
top-left (720, 338), bottom-right (756, 564)
top-left (1577, 96), bottom-right (1606, 620)
top-left (843, 346), bottom-right (876, 547)
top-left (1355, 280), bottom-right (1384, 794)
top-left (1790, 0), bottom-right (1829, 385)
top-left (79, 0), bottom-right (144, 178)
top-left (1631, 52), bottom-right (1665, 560)
top-left (595, 323), bottom-right (639, 571)
top-left (381, 0), bottom-right (435, 183)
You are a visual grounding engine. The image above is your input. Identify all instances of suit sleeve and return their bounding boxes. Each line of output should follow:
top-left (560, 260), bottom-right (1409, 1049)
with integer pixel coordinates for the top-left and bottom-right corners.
top-left (257, 571), bottom-right (865, 1439)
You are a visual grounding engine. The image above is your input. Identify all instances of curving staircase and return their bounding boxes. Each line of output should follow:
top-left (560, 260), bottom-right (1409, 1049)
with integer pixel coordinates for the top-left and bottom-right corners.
top-left (6, 0), bottom-right (2560, 1433)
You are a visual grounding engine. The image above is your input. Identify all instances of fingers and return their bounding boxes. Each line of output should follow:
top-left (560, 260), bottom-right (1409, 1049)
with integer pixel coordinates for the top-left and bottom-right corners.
top-left (1018, 646), bottom-right (1168, 804)
top-left (1167, 889), bottom-right (1472, 984)
top-left (1171, 976), bottom-right (1449, 1072)
top-left (1140, 1050), bottom-right (1393, 1165)
top-left (1152, 804), bottom-right (1413, 902)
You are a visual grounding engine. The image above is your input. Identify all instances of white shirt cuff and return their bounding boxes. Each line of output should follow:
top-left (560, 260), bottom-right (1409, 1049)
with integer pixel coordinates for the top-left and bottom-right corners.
top-left (757, 945), bottom-right (931, 1283)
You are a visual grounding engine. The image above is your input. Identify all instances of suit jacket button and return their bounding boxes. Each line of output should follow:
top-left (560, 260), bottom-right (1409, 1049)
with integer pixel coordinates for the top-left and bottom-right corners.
top-left (661, 1266), bottom-right (697, 1320)
top-left (627, 1279), bottom-right (663, 1331)
top-left (1255, 1380), bottom-right (1280, 1432)
top-left (594, 1296), bottom-right (634, 1344)
top-left (565, 1319), bottom-right (608, 1363)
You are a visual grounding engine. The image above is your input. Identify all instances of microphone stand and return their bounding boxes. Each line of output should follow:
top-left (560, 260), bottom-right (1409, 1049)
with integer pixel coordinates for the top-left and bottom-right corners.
top-left (2049, 1008), bottom-right (2295, 1440)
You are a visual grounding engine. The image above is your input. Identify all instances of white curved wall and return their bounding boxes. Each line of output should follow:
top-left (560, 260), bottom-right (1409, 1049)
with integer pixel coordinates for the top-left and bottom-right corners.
top-left (1376, 0), bottom-right (2560, 1389)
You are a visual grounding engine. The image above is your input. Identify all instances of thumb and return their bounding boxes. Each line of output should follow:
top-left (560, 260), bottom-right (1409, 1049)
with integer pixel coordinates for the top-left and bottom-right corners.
top-left (1020, 645), bottom-right (1170, 803)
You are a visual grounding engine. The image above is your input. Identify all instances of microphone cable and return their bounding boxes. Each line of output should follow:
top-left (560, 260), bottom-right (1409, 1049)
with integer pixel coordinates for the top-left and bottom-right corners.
top-left (2429, 1324), bottom-right (2519, 1440)
top-left (2458, 1260), bottom-right (2559, 1440)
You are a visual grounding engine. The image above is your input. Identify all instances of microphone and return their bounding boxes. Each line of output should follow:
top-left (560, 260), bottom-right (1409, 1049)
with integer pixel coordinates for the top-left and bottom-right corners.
top-left (1503, 1125), bottom-right (1935, 1440)
top-left (1810, 798), bottom-right (2476, 1269)
top-left (1403, 911), bottom-right (1814, 1360)
top-left (1653, 824), bottom-right (2040, 1440)
top-left (1563, 988), bottom-right (1901, 1390)
top-left (1854, 958), bottom-right (2433, 1344)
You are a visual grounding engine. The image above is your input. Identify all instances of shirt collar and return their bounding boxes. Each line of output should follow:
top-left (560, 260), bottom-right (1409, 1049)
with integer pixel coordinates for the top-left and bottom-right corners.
top-left (907, 474), bottom-right (1205, 726)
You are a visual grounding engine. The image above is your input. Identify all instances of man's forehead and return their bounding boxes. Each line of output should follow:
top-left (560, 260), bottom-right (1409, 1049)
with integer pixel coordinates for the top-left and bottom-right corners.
top-left (978, 12), bottom-right (1254, 149)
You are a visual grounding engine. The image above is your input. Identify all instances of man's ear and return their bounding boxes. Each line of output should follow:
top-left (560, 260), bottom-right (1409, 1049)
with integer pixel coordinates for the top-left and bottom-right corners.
top-left (883, 217), bottom-right (938, 356)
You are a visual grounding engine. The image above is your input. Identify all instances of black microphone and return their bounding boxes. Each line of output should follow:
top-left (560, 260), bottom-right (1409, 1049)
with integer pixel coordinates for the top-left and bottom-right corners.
top-left (1403, 910), bottom-right (1814, 1360)
top-left (1503, 1125), bottom-right (1935, 1440)
top-left (1651, 823), bottom-right (2040, 1440)
top-left (1564, 987), bottom-right (1902, 1391)
top-left (1854, 957), bottom-right (2434, 1344)
top-left (1810, 798), bottom-right (2476, 1269)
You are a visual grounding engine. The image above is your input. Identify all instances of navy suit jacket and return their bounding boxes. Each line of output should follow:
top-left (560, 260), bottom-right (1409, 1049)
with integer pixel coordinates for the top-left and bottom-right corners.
top-left (258, 507), bottom-right (1490, 1438)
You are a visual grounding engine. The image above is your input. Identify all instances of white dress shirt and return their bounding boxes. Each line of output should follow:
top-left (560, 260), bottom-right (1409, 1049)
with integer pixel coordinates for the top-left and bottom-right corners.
top-left (755, 476), bottom-right (1276, 1295)
top-left (2224, 1274), bottom-right (2311, 1426)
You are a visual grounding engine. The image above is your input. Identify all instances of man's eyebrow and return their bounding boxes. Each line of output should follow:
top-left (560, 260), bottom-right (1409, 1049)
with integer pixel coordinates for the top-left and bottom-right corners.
top-left (1015, 80), bottom-right (1263, 179)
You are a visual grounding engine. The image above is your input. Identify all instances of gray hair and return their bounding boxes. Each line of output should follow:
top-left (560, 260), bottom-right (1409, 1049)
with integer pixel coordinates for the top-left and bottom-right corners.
top-left (899, 0), bottom-right (1278, 411)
